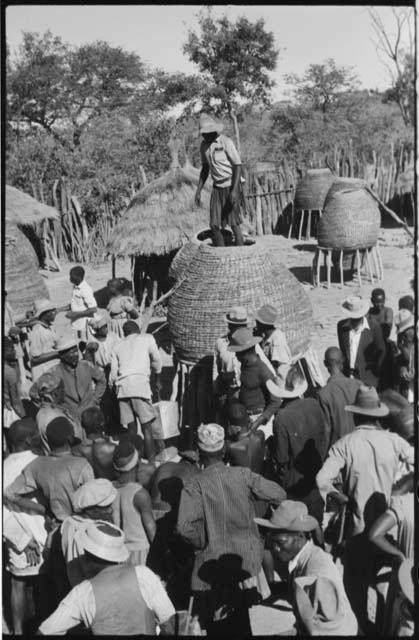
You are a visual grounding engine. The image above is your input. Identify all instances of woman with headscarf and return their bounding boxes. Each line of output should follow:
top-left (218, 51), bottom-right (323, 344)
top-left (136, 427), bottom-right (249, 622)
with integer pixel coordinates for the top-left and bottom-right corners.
top-left (106, 278), bottom-right (139, 338)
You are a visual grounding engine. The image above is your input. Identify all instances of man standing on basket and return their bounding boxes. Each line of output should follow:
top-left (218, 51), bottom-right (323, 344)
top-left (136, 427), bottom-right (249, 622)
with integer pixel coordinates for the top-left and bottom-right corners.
top-left (195, 113), bottom-right (244, 247)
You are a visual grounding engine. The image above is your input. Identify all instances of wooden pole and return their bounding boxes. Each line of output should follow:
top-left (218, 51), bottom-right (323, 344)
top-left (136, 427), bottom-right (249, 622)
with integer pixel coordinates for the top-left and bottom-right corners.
top-left (365, 186), bottom-right (414, 239)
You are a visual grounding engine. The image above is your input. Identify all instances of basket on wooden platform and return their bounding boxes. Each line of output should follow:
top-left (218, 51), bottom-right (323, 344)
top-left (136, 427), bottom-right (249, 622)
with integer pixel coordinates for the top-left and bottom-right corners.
top-left (324, 177), bottom-right (367, 208)
top-left (294, 168), bottom-right (334, 211)
top-left (168, 234), bottom-right (312, 364)
top-left (5, 223), bottom-right (49, 317)
top-left (318, 187), bottom-right (381, 250)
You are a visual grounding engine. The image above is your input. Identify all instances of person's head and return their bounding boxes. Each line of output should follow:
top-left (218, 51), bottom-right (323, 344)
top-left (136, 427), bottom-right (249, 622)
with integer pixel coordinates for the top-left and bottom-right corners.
top-left (3, 337), bottom-right (16, 363)
top-left (324, 347), bottom-right (345, 374)
top-left (224, 307), bottom-right (249, 335)
top-left (341, 296), bottom-right (369, 327)
top-left (35, 372), bottom-right (65, 405)
top-left (46, 416), bottom-right (76, 451)
top-left (122, 320), bottom-right (140, 337)
top-left (113, 440), bottom-right (139, 477)
top-left (345, 385), bottom-right (389, 428)
top-left (392, 406), bottom-right (414, 444)
top-left (255, 501), bottom-right (318, 564)
top-left (371, 288), bottom-right (385, 311)
top-left (107, 278), bottom-right (123, 297)
top-left (197, 423), bottom-right (225, 465)
top-left (398, 295), bottom-right (414, 313)
top-left (6, 418), bottom-right (38, 453)
top-left (34, 298), bottom-right (57, 326)
top-left (81, 521), bottom-right (129, 577)
top-left (119, 432), bottom-right (145, 459)
top-left (81, 407), bottom-right (105, 437)
top-left (228, 327), bottom-right (261, 364)
top-left (267, 363), bottom-right (308, 405)
top-left (72, 478), bottom-right (117, 522)
top-left (254, 304), bottom-right (278, 337)
top-left (55, 334), bottom-right (80, 368)
top-left (227, 402), bottom-right (250, 440)
top-left (349, 316), bottom-right (364, 330)
top-left (199, 113), bottom-right (223, 143)
top-left (69, 265), bottom-right (85, 286)
top-left (40, 308), bottom-right (56, 325)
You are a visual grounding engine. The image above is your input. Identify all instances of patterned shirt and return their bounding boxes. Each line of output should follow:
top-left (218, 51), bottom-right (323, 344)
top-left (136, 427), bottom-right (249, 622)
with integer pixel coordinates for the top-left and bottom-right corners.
top-left (200, 134), bottom-right (242, 188)
top-left (177, 462), bottom-right (285, 591)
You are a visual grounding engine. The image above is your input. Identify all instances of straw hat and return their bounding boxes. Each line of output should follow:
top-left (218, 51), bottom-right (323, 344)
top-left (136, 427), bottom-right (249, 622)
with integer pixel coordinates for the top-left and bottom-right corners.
top-left (225, 306), bottom-right (249, 325)
top-left (227, 327), bottom-right (261, 353)
top-left (34, 298), bottom-right (56, 318)
top-left (255, 304), bottom-right (278, 326)
top-left (267, 365), bottom-right (308, 399)
top-left (73, 479), bottom-right (117, 512)
top-left (254, 500), bottom-right (318, 532)
top-left (394, 309), bottom-right (414, 335)
top-left (197, 423), bottom-right (225, 452)
top-left (294, 576), bottom-right (347, 634)
top-left (398, 559), bottom-right (414, 604)
top-left (345, 385), bottom-right (389, 417)
top-left (199, 113), bottom-right (224, 135)
top-left (80, 521), bottom-right (129, 563)
top-left (56, 335), bottom-right (78, 352)
top-left (341, 296), bottom-right (369, 318)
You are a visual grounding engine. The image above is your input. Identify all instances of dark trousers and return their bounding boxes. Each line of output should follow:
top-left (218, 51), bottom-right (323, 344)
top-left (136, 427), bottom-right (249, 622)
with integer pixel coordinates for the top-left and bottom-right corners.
top-left (343, 533), bottom-right (377, 633)
top-left (212, 224), bottom-right (244, 247)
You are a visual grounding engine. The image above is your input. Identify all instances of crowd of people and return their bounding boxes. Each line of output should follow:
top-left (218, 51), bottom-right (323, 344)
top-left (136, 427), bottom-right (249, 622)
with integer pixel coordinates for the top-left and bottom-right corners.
top-left (2, 256), bottom-right (415, 636)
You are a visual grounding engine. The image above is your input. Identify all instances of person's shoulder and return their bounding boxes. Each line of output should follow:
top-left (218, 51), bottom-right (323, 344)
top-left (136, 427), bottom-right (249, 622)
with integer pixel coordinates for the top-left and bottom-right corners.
top-left (337, 318), bottom-right (349, 330)
top-left (304, 544), bottom-right (335, 572)
top-left (80, 279), bottom-right (93, 292)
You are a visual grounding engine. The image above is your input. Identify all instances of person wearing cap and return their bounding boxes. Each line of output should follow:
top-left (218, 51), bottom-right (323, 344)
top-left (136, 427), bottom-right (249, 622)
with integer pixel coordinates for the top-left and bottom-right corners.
top-left (3, 337), bottom-right (25, 435)
top-left (254, 304), bottom-right (292, 377)
top-left (109, 320), bottom-right (162, 461)
top-left (30, 371), bottom-right (82, 455)
top-left (28, 298), bottom-right (59, 381)
top-left (112, 441), bottom-right (156, 566)
top-left (3, 418), bottom-right (49, 634)
top-left (368, 472), bottom-right (413, 635)
top-left (228, 327), bottom-right (281, 434)
top-left (269, 364), bottom-right (327, 526)
top-left (177, 423), bottom-right (286, 635)
top-left (4, 417), bottom-right (94, 523)
top-left (254, 501), bottom-right (357, 635)
top-left (64, 265), bottom-right (97, 341)
top-left (106, 277), bottom-right (139, 337)
top-left (49, 334), bottom-right (106, 423)
top-left (393, 309), bottom-right (415, 401)
top-left (337, 295), bottom-right (386, 388)
top-left (317, 347), bottom-right (362, 449)
top-left (316, 385), bottom-right (414, 631)
top-left (38, 521), bottom-right (176, 635)
top-left (195, 112), bottom-right (244, 247)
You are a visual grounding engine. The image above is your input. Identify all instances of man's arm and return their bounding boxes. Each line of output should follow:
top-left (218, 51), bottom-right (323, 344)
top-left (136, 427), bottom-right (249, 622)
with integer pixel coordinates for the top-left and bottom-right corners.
top-left (90, 364), bottom-right (107, 403)
top-left (66, 308), bottom-right (97, 321)
top-left (109, 349), bottom-right (118, 387)
top-left (7, 375), bottom-right (25, 417)
top-left (38, 580), bottom-right (93, 635)
top-left (135, 566), bottom-right (176, 633)
top-left (176, 481), bottom-right (206, 549)
top-left (272, 419), bottom-right (289, 487)
top-left (31, 352), bottom-right (58, 367)
top-left (316, 444), bottom-right (347, 505)
top-left (317, 392), bottom-right (332, 452)
top-left (247, 469), bottom-right (286, 504)
top-left (368, 510), bottom-right (404, 563)
top-left (133, 487), bottom-right (156, 544)
top-left (195, 145), bottom-right (210, 206)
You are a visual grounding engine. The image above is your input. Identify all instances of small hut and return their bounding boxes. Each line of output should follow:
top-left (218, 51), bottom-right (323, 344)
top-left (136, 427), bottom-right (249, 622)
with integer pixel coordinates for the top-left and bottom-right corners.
top-left (107, 141), bottom-right (210, 305)
top-left (5, 185), bottom-right (59, 317)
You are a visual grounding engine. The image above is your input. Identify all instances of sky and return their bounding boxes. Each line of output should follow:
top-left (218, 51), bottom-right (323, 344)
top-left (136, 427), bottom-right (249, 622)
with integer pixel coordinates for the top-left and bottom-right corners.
top-left (5, 4), bottom-right (413, 100)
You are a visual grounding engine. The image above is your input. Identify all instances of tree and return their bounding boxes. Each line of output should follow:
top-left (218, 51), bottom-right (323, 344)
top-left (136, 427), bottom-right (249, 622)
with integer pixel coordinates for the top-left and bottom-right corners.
top-left (285, 58), bottom-right (359, 113)
top-left (369, 7), bottom-right (414, 126)
top-left (183, 9), bottom-right (279, 151)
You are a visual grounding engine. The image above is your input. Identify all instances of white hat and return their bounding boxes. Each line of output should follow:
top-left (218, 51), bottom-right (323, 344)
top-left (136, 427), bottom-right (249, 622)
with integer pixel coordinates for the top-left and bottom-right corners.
top-left (34, 298), bottom-right (56, 318)
top-left (394, 309), bottom-right (414, 334)
top-left (80, 521), bottom-right (129, 563)
top-left (341, 296), bottom-right (369, 318)
top-left (197, 424), bottom-right (225, 452)
top-left (56, 335), bottom-right (78, 352)
top-left (267, 364), bottom-right (308, 399)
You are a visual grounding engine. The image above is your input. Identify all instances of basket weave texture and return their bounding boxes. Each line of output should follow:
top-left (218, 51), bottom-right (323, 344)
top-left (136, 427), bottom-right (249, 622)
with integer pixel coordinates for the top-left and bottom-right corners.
top-left (324, 177), bottom-right (367, 208)
top-left (318, 188), bottom-right (381, 250)
top-left (168, 238), bottom-right (313, 363)
top-left (294, 168), bottom-right (334, 210)
top-left (5, 224), bottom-right (49, 316)
top-left (169, 238), bottom-right (202, 282)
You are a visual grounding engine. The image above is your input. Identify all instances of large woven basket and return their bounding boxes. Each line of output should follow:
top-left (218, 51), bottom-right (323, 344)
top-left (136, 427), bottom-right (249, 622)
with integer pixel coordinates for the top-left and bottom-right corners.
top-left (318, 188), bottom-right (381, 250)
top-left (168, 236), bottom-right (312, 364)
top-left (324, 177), bottom-right (367, 208)
top-left (5, 223), bottom-right (49, 317)
top-left (294, 168), bottom-right (334, 210)
top-left (169, 228), bottom-right (235, 282)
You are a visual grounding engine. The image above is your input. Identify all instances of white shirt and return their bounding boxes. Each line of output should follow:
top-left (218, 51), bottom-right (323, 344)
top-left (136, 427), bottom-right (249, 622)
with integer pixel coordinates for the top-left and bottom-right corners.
top-left (109, 333), bottom-right (162, 399)
top-left (71, 280), bottom-right (96, 331)
top-left (38, 564), bottom-right (175, 635)
top-left (349, 316), bottom-right (369, 370)
top-left (263, 328), bottom-right (292, 369)
top-left (91, 332), bottom-right (121, 372)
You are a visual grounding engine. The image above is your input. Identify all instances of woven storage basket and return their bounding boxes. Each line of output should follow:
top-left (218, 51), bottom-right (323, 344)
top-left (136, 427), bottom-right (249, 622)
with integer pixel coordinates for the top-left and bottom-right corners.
top-left (294, 168), bottom-right (334, 210)
top-left (318, 188), bottom-right (381, 250)
top-left (168, 236), bottom-right (312, 364)
top-left (169, 228), bottom-right (236, 282)
top-left (324, 177), bottom-right (367, 208)
top-left (5, 224), bottom-right (49, 316)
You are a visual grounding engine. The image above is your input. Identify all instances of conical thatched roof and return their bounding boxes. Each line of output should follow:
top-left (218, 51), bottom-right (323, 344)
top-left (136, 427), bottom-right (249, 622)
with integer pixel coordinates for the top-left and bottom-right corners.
top-left (107, 163), bottom-right (211, 257)
top-left (6, 185), bottom-right (59, 225)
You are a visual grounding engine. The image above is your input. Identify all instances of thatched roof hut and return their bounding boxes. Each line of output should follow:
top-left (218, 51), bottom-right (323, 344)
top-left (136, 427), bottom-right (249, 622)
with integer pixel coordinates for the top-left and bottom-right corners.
top-left (5, 185), bottom-right (59, 317)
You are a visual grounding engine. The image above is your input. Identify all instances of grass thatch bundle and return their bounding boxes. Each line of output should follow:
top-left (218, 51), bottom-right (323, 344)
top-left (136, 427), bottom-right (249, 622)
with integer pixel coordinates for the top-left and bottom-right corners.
top-left (6, 185), bottom-right (58, 226)
top-left (107, 143), bottom-right (211, 257)
top-left (168, 236), bottom-right (313, 364)
top-left (318, 188), bottom-right (381, 250)
top-left (5, 224), bottom-right (49, 317)
top-left (294, 168), bottom-right (334, 211)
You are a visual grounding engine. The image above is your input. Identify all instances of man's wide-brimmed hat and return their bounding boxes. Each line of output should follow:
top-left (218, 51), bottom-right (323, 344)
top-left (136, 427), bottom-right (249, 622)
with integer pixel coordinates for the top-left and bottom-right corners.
top-left (255, 304), bottom-right (278, 326)
top-left (225, 306), bottom-right (249, 325)
top-left (227, 327), bottom-right (261, 353)
top-left (267, 364), bottom-right (308, 399)
top-left (294, 576), bottom-right (348, 634)
top-left (394, 309), bottom-right (414, 335)
top-left (398, 559), bottom-right (414, 604)
top-left (56, 335), bottom-right (78, 353)
top-left (34, 298), bottom-right (56, 318)
top-left (197, 423), bottom-right (225, 452)
top-left (199, 113), bottom-right (224, 134)
top-left (254, 500), bottom-right (318, 532)
top-left (80, 521), bottom-right (129, 563)
top-left (341, 295), bottom-right (369, 318)
top-left (345, 384), bottom-right (389, 417)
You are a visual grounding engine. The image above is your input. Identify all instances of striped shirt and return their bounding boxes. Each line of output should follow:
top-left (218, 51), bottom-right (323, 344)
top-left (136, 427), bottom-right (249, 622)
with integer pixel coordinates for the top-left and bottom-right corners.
top-left (177, 462), bottom-right (285, 591)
